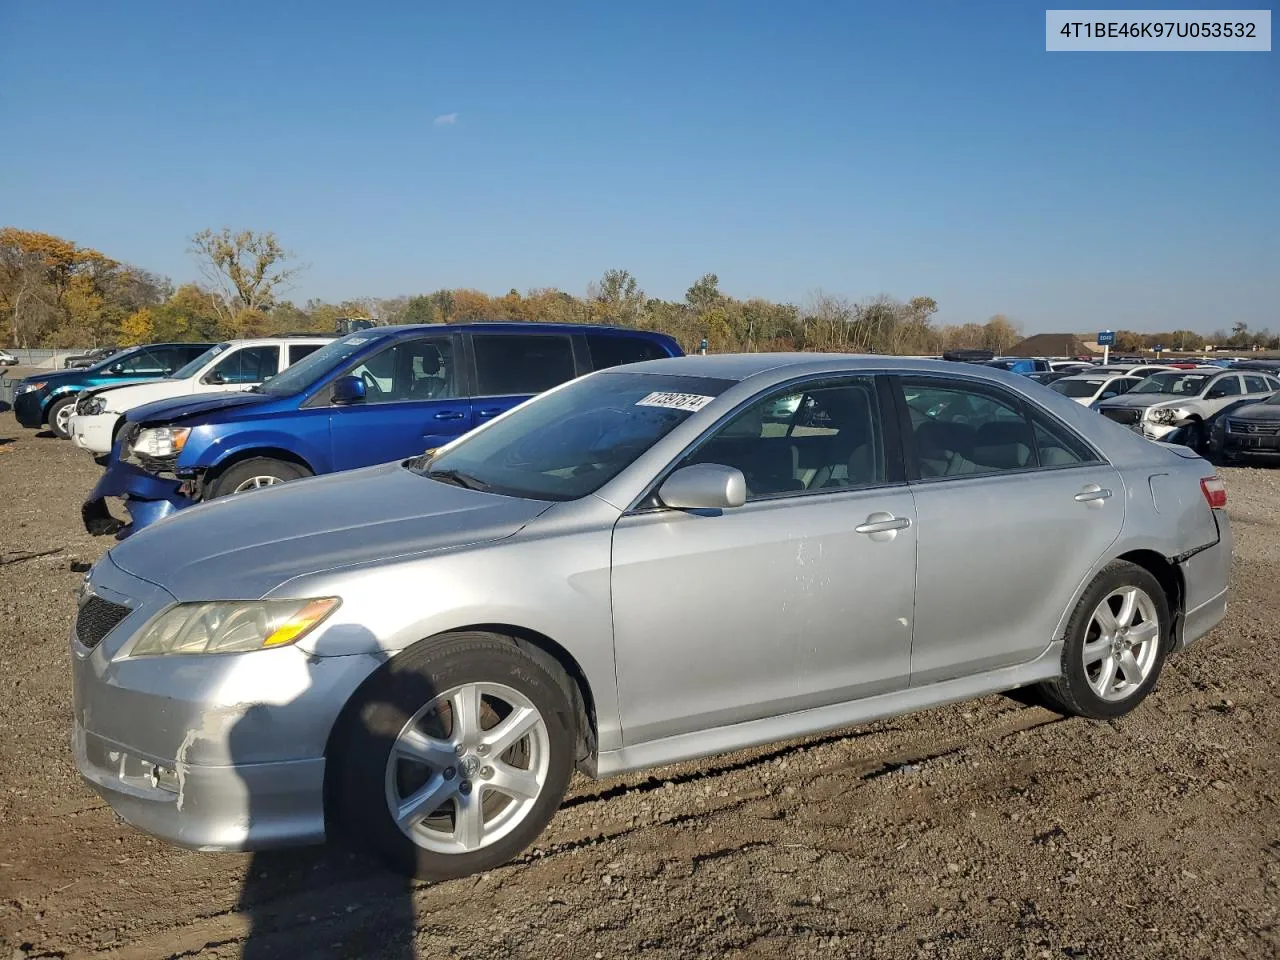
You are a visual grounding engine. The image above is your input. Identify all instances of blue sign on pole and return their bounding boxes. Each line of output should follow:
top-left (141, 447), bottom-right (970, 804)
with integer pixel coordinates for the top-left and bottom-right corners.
top-left (1097, 330), bottom-right (1116, 346)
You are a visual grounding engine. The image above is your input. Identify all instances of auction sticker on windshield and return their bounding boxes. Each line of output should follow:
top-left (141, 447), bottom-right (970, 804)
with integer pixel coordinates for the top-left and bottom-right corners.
top-left (635, 392), bottom-right (716, 412)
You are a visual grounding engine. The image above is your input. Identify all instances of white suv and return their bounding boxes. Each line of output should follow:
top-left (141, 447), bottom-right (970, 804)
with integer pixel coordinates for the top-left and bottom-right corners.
top-left (68, 336), bottom-right (332, 456)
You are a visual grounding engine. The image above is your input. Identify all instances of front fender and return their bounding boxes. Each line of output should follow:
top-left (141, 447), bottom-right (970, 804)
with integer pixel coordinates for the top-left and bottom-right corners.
top-left (43, 385), bottom-right (81, 414)
top-left (175, 420), bottom-right (331, 476)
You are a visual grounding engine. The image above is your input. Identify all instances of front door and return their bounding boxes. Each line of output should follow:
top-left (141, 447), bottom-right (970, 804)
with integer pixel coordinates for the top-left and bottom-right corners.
top-left (893, 375), bottom-right (1125, 686)
top-left (328, 335), bottom-right (471, 470)
top-left (610, 376), bottom-right (917, 745)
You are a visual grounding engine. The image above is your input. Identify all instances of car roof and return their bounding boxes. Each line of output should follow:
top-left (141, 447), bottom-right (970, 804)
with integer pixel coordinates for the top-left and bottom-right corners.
top-left (363, 321), bottom-right (673, 339)
top-left (1056, 372), bottom-right (1141, 381)
top-left (612, 352), bottom-right (1066, 383)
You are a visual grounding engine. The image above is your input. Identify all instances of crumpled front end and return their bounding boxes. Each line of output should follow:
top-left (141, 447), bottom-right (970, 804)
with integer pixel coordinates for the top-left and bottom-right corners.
top-left (82, 423), bottom-right (196, 538)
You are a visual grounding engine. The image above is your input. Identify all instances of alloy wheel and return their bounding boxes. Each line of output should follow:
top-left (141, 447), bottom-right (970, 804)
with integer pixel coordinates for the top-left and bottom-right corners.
top-left (1081, 586), bottom-right (1160, 701)
top-left (232, 475), bottom-right (283, 493)
top-left (385, 682), bottom-right (550, 854)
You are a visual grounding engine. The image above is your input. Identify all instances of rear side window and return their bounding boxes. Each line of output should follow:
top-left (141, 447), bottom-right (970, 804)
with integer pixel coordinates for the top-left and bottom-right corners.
top-left (585, 334), bottom-right (669, 370)
top-left (899, 378), bottom-right (1095, 478)
top-left (1244, 375), bottom-right (1270, 394)
top-left (289, 343), bottom-right (324, 365)
top-left (473, 334), bottom-right (576, 396)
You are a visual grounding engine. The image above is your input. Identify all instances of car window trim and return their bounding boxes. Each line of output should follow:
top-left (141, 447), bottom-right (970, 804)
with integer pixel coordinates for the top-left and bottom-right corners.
top-left (624, 371), bottom-right (907, 516)
top-left (887, 372), bottom-right (1106, 484)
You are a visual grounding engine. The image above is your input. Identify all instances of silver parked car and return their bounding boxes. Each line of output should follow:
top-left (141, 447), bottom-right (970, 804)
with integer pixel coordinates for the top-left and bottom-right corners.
top-left (70, 355), bottom-right (1232, 879)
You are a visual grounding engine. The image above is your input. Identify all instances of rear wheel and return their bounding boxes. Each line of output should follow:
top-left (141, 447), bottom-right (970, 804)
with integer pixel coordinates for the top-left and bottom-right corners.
top-left (47, 396), bottom-right (76, 439)
top-left (332, 632), bottom-right (577, 880)
top-left (1040, 561), bottom-right (1170, 720)
top-left (207, 457), bottom-right (310, 499)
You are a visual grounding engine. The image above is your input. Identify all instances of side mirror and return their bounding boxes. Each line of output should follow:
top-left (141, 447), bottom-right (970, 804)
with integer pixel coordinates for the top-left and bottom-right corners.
top-left (203, 371), bottom-right (225, 385)
top-left (658, 464), bottom-right (746, 511)
top-left (108, 363), bottom-right (124, 375)
top-left (1206, 388), bottom-right (1227, 400)
top-left (332, 375), bottom-right (367, 405)
top-left (1101, 392), bottom-right (1117, 400)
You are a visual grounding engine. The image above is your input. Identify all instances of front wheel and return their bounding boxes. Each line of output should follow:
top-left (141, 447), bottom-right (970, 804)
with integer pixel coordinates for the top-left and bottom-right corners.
top-left (207, 457), bottom-right (310, 499)
top-left (332, 633), bottom-right (577, 880)
top-left (1040, 560), bottom-right (1170, 720)
top-left (47, 395), bottom-right (77, 439)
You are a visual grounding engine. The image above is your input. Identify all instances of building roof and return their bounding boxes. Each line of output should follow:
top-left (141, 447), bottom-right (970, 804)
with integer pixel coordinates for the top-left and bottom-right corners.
top-left (1005, 333), bottom-right (1095, 357)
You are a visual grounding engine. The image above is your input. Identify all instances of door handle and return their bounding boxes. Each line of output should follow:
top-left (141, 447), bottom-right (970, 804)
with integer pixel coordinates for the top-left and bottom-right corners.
top-left (1074, 483), bottom-right (1112, 504)
top-left (477, 408), bottom-right (503, 418)
top-left (855, 512), bottom-right (911, 541)
top-left (433, 411), bottom-right (465, 421)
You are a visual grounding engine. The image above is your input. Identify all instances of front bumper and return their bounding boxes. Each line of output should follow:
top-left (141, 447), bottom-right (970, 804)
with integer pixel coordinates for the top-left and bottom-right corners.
top-left (1219, 429), bottom-right (1280, 456)
top-left (69, 412), bottom-right (117, 455)
top-left (13, 390), bottom-right (46, 428)
top-left (70, 555), bottom-right (386, 850)
top-left (82, 457), bottom-right (192, 537)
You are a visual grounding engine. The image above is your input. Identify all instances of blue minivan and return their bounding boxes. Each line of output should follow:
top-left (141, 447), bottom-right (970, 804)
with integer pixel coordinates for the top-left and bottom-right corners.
top-left (84, 322), bottom-right (683, 536)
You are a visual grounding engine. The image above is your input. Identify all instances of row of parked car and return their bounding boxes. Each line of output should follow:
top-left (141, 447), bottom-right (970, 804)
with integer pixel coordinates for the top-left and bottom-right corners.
top-left (11, 324), bottom-right (683, 536)
top-left (951, 353), bottom-right (1280, 465)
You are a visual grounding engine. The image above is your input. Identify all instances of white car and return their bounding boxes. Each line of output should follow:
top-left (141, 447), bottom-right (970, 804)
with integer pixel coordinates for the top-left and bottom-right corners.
top-left (68, 336), bottom-right (332, 455)
top-left (0, 349), bottom-right (18, 366)
top-left (1096, 369), bottom-right (1280, 446)
top-left (1089, 363), bottom-right (1179, 379)
top-left (1048, 373), bottom-right (1144, 406)
top-left (1048, 360), bottom-right (1092, 373)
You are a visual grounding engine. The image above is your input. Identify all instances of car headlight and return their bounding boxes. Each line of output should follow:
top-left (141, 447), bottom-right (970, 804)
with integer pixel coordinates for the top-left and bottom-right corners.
top-left (128, 598), bottom-right (341, 657)
top-left (133, 426), bottom-right (191, 458)
top-left (80, 395), bottom-right (107, 416)
top-left (1148, 408), bottom-right (1183, 424)
top-left (16, 381), bottom-right (46, 396)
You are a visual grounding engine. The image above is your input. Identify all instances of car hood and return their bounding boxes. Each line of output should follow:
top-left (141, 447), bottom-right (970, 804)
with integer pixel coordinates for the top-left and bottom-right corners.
top-left (84, 378), bottom-right (193, 411)
top-left (1223, 401), bottom-right (1280, 422)
top-left (107, 462), bottom-right (553, 600)
top-left (128, 390), bottom-right (273, 425)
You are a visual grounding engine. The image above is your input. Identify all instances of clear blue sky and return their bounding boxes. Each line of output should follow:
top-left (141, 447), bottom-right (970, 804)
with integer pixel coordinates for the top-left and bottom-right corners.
top-left (1, 1), bottom-right (1275, 333)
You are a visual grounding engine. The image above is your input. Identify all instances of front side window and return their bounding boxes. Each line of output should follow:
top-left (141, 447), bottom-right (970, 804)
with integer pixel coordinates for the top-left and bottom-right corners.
top-left (346, 338), bottom-right (458, 404)
top-left (111, 349), bottom-right (164, 376)
top-left (679, 378), bottom-right (885, 499)
top-left (417, 372), bottom-right (733, 501)
top-left (473, 334), bottom-right (576, 396)
top-left (1208, 376), bottom-right (1241, 398)
top-left (210, 345), bottom-right (280, 384)
top-left (900, 378), bottom-right (1092, 478)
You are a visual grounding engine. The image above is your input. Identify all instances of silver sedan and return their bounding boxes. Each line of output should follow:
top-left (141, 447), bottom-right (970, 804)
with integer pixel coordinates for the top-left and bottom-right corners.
top-left (70, 354), bottom-right (1232, 879)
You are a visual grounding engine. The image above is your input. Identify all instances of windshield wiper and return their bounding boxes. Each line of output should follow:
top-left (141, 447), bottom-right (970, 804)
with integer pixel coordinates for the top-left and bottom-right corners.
top-left (426, 468), bottom-right (491, 492)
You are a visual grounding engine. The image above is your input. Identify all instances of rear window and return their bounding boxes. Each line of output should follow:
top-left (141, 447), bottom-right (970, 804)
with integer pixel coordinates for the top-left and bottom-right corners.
top-left (473, 334), bottom-right (576, 396)
top-left (586, 334), bottom-right (670, 370)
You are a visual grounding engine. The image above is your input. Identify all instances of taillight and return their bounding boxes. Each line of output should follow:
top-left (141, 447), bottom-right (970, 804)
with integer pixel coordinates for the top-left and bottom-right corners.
top-left (1200, 476), bottom-right (1227, 510)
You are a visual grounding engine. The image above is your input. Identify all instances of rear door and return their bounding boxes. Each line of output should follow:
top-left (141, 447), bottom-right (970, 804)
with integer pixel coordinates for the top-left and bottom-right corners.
top-left (467, 332), bottom-right (579, 427)
top-left (892, 375), bottom-right (1124, 686)
top-left (328, 334), bottom-right (470, 469)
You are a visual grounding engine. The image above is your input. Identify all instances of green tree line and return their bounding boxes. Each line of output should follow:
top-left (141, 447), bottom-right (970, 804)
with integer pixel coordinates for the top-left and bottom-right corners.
top-left (4, 226), bottom-right (1272, 355)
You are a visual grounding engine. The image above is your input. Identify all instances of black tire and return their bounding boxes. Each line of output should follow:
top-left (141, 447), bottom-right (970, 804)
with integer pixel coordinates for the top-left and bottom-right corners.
top-left (1183, 419), bottom-right (1206, 453)
top-left (207, 457), bottom-right (309, 499)
top-left (1039, 560), bottom-right (1171, 720)
top-left (332, 632), bottom-right (577, 880)
top-left (46, 395), bottom-right (76, 439)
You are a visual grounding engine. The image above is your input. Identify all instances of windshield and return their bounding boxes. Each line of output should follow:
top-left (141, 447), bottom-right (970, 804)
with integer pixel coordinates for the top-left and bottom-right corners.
top-left (1130, 372), bottom-right (1209, 396)
top-left (1050, 379), bottom-right (1103, 398)
top-left (256, 334), bottom-right (378, 396)
top-left (416, 371), bottom-right (735, 501)
top-left (172, 342), bottom-right (231, 379)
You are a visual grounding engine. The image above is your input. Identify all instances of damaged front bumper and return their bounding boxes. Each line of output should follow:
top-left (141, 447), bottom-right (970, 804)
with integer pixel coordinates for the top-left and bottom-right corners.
top-left (82, 457), bottom-right (194, 538)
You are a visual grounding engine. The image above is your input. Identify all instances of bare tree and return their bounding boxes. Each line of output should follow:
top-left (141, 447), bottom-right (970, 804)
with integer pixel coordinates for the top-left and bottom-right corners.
top-left (189, 228), bottom-right (305, 325)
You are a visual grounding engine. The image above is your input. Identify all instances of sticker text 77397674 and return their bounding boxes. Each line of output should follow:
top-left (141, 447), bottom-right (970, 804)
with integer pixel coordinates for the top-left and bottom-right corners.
top-left (634, 392), bottom-right (716, 412)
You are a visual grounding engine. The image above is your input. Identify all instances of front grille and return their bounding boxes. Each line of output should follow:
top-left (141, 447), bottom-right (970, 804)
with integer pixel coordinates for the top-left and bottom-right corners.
top-left (76, 596), bottom-right (131, 650)
top-left (1101, 407), bottom-right (1143, 426)
top-left (1228, 419), bottom-right (1280, 436)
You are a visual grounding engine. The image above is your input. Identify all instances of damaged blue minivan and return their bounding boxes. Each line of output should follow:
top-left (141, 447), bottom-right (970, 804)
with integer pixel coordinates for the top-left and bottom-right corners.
top-left (83, 322), bottom-right (683, 537)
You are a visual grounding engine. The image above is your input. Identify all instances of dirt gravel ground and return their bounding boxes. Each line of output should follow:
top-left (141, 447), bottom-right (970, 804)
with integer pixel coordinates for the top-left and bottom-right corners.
top-left (0, 411), bottom-right (1276, 960)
